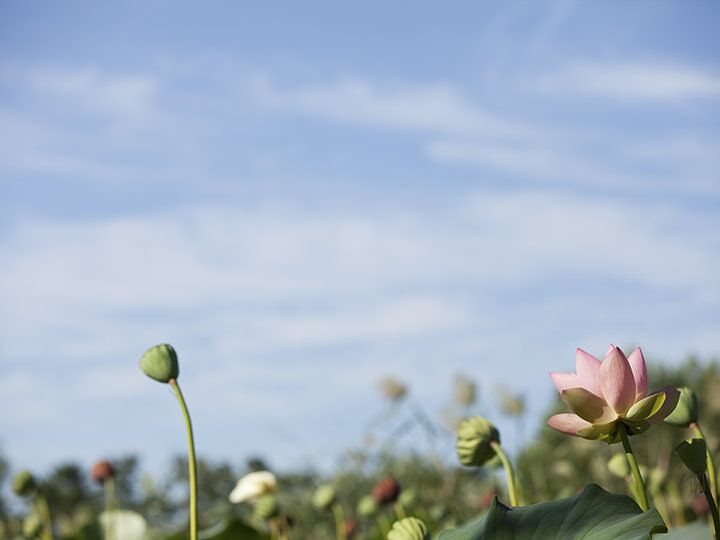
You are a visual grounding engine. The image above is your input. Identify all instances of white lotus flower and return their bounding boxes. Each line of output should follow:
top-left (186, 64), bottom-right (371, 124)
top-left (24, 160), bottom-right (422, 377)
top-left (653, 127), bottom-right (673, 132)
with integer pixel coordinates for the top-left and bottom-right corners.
top-left (228, 471), bottom-right (277, 503)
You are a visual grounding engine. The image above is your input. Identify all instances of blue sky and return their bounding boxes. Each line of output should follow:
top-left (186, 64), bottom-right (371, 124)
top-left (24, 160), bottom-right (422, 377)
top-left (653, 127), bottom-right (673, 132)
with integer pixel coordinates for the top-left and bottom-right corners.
top-left (1, 1), bottom-right (719, 477)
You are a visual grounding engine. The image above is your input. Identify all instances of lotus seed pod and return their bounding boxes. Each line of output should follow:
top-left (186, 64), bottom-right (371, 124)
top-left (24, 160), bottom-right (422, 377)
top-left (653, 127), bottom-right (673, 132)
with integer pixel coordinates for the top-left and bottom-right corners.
top-left (456, 416), bottom-right (500, 467)
top-left (387, 517), bottom-right (430, 540)
top-left (676, 438), bottom-right (707, 475)
top-left (372, 476), bottom-right (401, 505)
top-left (357, 494), bottom-right (377, 517)
top-left (253, 494), bottom-right (279, 520)
top-left (12, 470), bottom-right (37, 497)
top-left (139, 344), bottom-right (179, 383)
top-left (664, 386), bottom-right (699, 427)
top-left (90, 460), bottom-right (114, 484)
top-left (312, 484), bottom-right (336, 510)
top-left (399, 487), bottom-right (416, 507)
top-left (22, 512), bottom-right (42, 538)
top-left (607, 453), bottom-right (629, 478)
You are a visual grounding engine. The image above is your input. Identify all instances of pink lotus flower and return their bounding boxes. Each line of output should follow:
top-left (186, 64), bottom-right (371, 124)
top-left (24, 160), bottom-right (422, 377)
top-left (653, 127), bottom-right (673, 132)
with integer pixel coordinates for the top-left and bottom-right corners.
top-left (548, 345), bottom-right (679, 443)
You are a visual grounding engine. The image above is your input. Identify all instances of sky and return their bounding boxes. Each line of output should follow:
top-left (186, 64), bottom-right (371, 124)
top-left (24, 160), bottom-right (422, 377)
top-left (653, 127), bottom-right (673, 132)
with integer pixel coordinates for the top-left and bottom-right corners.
top-left (1, 1), bottom-right (719, 479)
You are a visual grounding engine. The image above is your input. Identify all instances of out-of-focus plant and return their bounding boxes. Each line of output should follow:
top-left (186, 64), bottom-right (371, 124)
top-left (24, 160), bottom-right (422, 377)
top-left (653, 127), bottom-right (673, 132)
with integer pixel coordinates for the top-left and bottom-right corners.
top-left (13, 470), bottom-right (52, 540)
top-left (91, 460), bottom-right (116, 540)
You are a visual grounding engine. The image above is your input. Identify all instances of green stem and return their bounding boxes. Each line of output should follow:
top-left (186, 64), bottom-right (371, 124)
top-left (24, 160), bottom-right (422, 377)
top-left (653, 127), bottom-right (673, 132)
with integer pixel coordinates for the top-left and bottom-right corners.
top-left (103, 477), bottom-right (117, 540)
top-left (35, 493), bottom-right (53, 540)
top-left (331, 503), bottom-right (346, 540)
top-left (394, 501), bottom-right (407, 520)
top-left (170, 380), bottom-right (198, 540)
top-left (377, 513), bottom-right (391, 537)
top-left (692, 423), bottom-right (718, 503)
top-left (700, 473), bottom-right (720, 540)
top-left (620, 425), bottom-right (649, 511)
top-left (490, 441), bottom-right (519, 506)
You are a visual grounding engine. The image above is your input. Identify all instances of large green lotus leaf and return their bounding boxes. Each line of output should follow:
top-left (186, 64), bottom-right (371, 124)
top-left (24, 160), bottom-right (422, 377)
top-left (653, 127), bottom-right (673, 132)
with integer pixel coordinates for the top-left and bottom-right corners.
top-left (438, 484), bottom-right (667, 540)
top-left (163, 517), bottom-right (268, 540)
top-left (663, 520), bottom-right (711, 539)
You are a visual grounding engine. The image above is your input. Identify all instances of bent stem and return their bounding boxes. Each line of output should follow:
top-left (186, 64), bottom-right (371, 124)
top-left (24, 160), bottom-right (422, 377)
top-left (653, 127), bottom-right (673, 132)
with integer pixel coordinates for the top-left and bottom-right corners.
top-left (490, 441), bottom-right (519, 506)
top-left (170, 379), bottom-right (198, 540)
top-left (619, 425), bottom-right (649, 511)
top-left (36, 493), bottom-right (53, 540)
top-left (700, 473), bottom-right (720, 540)
top-left (331, 503), bottom-right (346, 540)
top-left (691, 422), bottom-right (718, 503)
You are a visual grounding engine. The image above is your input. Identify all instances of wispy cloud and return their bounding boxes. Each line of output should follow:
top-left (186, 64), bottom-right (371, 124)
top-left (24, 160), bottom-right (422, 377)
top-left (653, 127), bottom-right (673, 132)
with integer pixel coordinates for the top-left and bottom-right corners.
top-left (535, 61), bottom-right (720, 101)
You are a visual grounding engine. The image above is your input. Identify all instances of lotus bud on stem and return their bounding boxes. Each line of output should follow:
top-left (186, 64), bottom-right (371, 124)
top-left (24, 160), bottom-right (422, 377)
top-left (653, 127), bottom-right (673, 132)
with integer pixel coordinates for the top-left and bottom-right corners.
top-left (676, 438), bottom-right (719, 539)
top-left (456, 416), bottom-right (520, 506)
top-left (139, 344), bottom-right (197, 540)
top-left (664, 386), bottom-right (718, 502)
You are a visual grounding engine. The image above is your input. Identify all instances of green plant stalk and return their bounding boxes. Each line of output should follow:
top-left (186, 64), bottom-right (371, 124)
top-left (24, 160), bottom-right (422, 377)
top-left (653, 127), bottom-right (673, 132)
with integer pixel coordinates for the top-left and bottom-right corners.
top-left (377, 513), bottom-right (392, 537)
top-left (619, 426), bottom-right (649, 511)
top-left (331, 503), bottom-right (346, 540)
top-left (490, 441), bottom-right (520, 506)
top-left (103, 477), bottom-right (117, 540)
top-left (700, 473), bottom-right (720, 540)
top-left (394, 501), bottom-right (407, 520)
top-left (691, 422), bottom-right (718, 503)
top-left (35, 493), bottom-right (53, 540)
top-left (170, 379), bottom-right (198, 540)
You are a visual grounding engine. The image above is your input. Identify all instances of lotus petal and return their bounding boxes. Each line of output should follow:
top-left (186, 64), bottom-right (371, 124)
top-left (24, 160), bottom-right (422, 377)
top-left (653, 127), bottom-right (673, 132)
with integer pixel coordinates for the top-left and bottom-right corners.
top-left (627, 348), bottom-right (648, 399)
top-left (600, 347), bottom-right (636, 414)
top-left (547, 413), bottom-right (592, 436)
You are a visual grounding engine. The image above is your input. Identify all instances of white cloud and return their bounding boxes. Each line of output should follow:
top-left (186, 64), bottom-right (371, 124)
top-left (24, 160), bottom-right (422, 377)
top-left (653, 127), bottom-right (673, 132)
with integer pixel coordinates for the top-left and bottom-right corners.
top-left (536, 61), bottom-right (720, 101)
top-left (248, 75), bottom-right (535, 139)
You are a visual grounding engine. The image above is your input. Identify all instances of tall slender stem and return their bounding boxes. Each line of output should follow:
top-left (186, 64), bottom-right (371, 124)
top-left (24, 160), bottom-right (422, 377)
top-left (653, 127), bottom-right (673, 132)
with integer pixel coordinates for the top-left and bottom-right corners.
top-left (700, 473), bottom-right (720, 540)
top-left (490, 441), bottom-right (519, 506)
top-left (620, 425), bottom-right (649, 511)
top-left (35, 494), bottom-right (53, 540)
top-left (103, 477), bottom-right (117, 540)
top-left (170, 380), bottom-right (198, 540)
top-left (331, 503), bottom-right (346, 540)
top-left (691, 423), bottom-right (718, 503)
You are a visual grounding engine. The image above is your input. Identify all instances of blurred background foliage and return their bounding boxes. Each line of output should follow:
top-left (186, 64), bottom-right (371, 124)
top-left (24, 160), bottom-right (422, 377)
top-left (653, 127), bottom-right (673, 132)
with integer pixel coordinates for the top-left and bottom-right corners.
top-left (0, 356), bottom-right (717, 539)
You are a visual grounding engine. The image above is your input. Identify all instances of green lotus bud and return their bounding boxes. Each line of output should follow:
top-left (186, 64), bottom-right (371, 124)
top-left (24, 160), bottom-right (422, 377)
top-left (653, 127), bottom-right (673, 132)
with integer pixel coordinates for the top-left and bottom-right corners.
top-left (387, 517), bottom-right (429, 540)
top-left (664, 386), bottom-right (699, 427)
top-left (676, 438), bottom-right (707, 475)
top-left (456, 416), bottom-right (500, 467)
top-left (357, 494), bottom-right (377, 517)
top-left (399, 487), bottom-right (416, 507)
top-left (607, 454), bottom-right (629, 478)
top-left (253, 494), bottom-right (279, 520)
top-left (12, 470), bottom-right (37, 497)
top-left (139, 344), bottom-right (179, 383)
top-left (312, 484), bottom-right (336, 510)
top-left (22, 512), bottom-right (42, 538)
